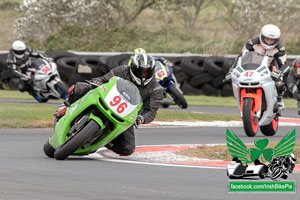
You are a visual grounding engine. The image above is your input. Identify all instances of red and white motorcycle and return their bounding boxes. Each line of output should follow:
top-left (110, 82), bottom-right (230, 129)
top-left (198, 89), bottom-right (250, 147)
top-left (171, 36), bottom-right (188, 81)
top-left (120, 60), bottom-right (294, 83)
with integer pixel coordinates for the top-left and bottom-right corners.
top-left (231, 52), bottom-right (281, 137)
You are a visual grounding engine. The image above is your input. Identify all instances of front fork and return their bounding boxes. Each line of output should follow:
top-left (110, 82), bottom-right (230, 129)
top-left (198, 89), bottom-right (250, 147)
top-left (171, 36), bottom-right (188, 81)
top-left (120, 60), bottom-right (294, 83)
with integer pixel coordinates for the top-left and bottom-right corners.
top-left (240, 88), bottom-right (262, 119)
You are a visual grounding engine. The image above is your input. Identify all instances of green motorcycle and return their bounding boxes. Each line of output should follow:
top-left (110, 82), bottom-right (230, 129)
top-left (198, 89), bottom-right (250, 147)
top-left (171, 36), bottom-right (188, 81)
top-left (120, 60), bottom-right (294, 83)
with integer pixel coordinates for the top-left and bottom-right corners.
top-left (43, 76), bottom-right (143, 160)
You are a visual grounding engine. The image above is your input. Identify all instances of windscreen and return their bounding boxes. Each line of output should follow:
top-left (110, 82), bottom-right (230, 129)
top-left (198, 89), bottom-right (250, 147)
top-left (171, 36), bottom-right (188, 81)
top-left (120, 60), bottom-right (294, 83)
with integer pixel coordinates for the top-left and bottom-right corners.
top-left (116, 78), bottom-right (141, 105)
top-left (31, 58), bottom-right (46, 69)
top-left (241, 52), bottom-right (265, 70)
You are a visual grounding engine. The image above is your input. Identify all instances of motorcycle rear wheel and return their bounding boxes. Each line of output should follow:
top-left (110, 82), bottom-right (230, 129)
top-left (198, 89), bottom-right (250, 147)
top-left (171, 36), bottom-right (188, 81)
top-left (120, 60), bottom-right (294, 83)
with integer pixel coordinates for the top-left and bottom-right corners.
top-left (260, 115), bottom-right (278, 136)
top-left (168, 85), bottom-right (188, 109)
top-left (54, 120), bottom-right (100, 160)
top-left (243, 98), bottom-right (258, 137)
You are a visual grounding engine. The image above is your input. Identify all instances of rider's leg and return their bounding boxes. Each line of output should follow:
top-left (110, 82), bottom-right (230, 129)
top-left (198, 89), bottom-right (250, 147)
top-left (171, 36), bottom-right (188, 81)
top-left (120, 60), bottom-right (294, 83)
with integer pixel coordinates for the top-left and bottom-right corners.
top-left (105, 126), bottom-right (135, 156)
top-left (275, 80), bottom-right (286, 110)
top-left (54, 82), bottom-right (93, 120)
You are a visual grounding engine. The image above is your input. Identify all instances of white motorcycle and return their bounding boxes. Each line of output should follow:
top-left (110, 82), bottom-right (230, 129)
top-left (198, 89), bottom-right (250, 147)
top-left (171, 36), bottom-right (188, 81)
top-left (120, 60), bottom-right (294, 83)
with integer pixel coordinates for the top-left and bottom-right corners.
top-left (25, 58), bottom-right (69, 103)
top-left (231, 52), bottom-right (280, 137)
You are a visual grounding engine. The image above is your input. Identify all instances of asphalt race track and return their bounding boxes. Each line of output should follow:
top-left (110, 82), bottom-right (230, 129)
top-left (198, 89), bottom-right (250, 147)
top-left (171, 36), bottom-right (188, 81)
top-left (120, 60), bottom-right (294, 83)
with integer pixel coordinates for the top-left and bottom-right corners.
top-left (0, 126), bottom-right (300, 200)
top-left (0, 99), bottom-right (300, 199)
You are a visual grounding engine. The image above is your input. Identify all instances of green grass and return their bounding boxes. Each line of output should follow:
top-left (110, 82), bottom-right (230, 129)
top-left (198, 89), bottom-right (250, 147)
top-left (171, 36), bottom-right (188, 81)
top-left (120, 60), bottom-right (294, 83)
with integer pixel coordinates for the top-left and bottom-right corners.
top-left (0, 103), bottom-right (57, 128)
top-left (0, 90), bottom-right (34, 100)
top-left (156, 110), bottom-right (240, 121)
top-left (0, 90), bottom-right (298, 109)
top-left (185, 95), bottom-right (298, 110)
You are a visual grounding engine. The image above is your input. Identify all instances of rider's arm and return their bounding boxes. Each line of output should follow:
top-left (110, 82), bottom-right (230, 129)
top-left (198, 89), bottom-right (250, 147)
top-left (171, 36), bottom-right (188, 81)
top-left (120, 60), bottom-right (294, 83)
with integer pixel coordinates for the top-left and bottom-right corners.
top-left (274, 45), bottom-right (287, 70)
top-left (138, 85), bottom-right (163, 124)
top-left (90, 65), bottom-right (128, 85)
top-left (6, 53), bottom-right (28, 79)
top-left (242, 38), bottom-right (256, 55)
top-left (28, 48), bottom-right (52, 61)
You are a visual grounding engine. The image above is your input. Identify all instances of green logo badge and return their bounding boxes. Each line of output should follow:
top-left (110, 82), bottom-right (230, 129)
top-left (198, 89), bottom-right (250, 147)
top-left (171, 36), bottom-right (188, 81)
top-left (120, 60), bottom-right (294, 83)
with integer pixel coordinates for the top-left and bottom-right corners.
top-left (226, 129), bottom-right (296, 164)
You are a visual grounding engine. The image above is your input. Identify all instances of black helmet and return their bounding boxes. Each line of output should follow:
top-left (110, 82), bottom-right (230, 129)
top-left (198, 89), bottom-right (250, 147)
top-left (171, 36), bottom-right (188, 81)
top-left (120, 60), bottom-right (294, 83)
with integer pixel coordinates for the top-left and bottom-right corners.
top-left (129, 53), bottom-right (155, 86)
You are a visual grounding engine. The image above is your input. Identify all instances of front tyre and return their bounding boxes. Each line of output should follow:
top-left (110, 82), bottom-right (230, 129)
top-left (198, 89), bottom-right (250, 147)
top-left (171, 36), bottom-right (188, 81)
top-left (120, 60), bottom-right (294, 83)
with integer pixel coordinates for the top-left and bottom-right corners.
top-left (54, 120), bottom-right (100, 160)
top-left (260, 115), bottom-right (278, 136)
top-left (168, 85), bottom-right (188, 109)
top-left (243, 98), bottom-right (258, 137)
top-left (43, 139), bottom-right (55, 158)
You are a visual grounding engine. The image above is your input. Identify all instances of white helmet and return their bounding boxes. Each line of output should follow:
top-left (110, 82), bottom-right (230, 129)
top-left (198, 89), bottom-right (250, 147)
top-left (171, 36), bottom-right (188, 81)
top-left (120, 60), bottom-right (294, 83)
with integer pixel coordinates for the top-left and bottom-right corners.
top-left (259, 24), bottom-right (281, 50)
top-left (12, 40), bottom-right (26, 59)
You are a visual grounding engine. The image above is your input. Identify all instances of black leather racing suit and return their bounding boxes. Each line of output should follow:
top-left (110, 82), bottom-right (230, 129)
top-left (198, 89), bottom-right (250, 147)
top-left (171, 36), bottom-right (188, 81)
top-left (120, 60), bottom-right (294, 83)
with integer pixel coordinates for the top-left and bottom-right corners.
top-left (67, 65), bottom-right (164, 155)
top-left (287, 68), bottom-right (300, 100)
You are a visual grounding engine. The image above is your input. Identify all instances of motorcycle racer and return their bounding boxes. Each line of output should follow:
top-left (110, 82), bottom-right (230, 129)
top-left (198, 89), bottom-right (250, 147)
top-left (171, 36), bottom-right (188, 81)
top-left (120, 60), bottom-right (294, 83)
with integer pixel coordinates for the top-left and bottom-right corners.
top-left (55, 51), bottom-right (163, 156)
top-left (287, 58), bottom-right (300, 114)
top-left (226, 24), bottom-right (288, 110)
top-left (6, 40), bottom-right (53, 93)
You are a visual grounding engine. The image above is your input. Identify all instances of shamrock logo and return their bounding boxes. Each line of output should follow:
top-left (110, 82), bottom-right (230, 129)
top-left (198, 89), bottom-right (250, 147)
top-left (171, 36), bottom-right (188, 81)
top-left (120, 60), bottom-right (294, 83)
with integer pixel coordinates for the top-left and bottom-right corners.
top-left (248, 139), bottom-right (275, 162)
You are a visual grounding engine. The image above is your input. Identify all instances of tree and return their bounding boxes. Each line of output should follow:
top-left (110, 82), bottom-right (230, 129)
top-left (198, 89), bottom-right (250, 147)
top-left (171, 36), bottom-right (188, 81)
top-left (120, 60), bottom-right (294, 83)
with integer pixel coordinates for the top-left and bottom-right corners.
top-left (155, 0), bottom-right (214, 29)
top-left (16, 0), bottom-right (157, 40)
top-left (218, 0), bottom-right (300, 40)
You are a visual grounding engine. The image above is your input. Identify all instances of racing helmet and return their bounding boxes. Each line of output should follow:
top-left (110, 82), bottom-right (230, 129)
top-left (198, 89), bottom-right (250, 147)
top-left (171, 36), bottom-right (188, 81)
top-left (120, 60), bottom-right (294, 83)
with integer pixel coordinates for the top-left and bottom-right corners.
top-left (128, 48), bottom-right (147, 66)
top-left (292, 59), bottom-right (300, 77)
top-left (129, 53), bottom-right (155, 86)
top-left (259, 24), bottom-right (281, 50)
top-left (12, 40), bottom-right (26, 59)
top-left (134, 48), bottom-right (146, 55)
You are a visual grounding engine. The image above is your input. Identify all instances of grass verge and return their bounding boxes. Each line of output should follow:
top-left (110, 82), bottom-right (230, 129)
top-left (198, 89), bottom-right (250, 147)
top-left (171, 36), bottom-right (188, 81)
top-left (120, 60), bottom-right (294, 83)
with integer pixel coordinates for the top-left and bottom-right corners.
top-left (177, 142), bottom-right (300, 164)
top-left (185, 95), bottom-right (298, 110)
top-left (0, 90), bottom-right (298, 109)
top-left (0, 102), bottom-right (240, 128)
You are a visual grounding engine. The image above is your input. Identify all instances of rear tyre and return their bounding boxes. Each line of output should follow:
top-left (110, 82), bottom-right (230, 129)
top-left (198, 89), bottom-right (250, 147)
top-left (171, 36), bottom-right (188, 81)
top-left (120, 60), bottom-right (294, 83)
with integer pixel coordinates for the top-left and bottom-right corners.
top-left (243, 98), bottom-right (258, 137)
top-left (43, 139), bottom-right (55, 158)
top-left (54, 120), bottom-right (100, 160)
top-left (260, 115), bottom-right (278, 136)
top-left (168, 85), bottom-right (188, 109)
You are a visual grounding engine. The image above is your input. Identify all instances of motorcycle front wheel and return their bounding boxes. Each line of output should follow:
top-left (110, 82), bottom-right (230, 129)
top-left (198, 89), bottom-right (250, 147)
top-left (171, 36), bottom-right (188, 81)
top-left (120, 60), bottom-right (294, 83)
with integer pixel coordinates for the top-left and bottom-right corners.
top-left (260, 115), bottom-right (278, 136)
top-left (54, 120), bottom-right (100, 160)
top-left (243, 98), bottom-right (258, 137)
top-left (168, 85), bottom-right (188, 109)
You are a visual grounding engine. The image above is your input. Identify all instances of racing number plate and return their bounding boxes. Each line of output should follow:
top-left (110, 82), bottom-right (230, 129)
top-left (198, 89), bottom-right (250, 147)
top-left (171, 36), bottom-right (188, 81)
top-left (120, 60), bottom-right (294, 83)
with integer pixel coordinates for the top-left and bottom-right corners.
top-left (104, 85), bottom-right (137, 118)
top-left (41, 66), bottom-right (51, 74)
top-left (155, 69), bottom-right (167, 79)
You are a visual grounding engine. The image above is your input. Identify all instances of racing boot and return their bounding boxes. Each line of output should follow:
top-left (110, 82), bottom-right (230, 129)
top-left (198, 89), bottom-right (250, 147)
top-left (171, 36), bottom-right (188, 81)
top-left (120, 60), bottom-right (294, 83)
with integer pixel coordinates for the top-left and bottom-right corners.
top-left (274, 95), bottom-right (285, 116)
top-left (54, 104), bottom-right (67, 120)
top-left (53, 85), bottom-right (76, 121)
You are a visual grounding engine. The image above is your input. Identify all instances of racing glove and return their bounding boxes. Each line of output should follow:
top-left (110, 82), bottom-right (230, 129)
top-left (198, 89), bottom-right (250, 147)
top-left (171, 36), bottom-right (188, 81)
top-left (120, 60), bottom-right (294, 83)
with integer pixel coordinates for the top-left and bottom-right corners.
top-left (224, 68), bottom-right (233, 81)
top-left (134, 115), bottom-right (144, 128)
top-left (271, 70), bottom-right (283, 81)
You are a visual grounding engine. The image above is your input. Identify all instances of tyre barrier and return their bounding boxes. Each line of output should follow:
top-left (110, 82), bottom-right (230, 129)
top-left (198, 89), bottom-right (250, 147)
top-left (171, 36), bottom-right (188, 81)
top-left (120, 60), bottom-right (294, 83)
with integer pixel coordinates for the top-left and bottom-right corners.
top-left (0, 52), bottom-right (295, 97)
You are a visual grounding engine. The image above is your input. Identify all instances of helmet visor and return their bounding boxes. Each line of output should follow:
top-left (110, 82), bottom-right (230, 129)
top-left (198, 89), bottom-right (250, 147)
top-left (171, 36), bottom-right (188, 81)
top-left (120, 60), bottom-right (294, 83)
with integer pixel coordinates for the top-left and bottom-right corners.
top-left (132, 64), bottom-right (154, 80)
top-left (261, 35), bottom-right (279, 46)
top-left (13, 50), bottom-right (25, 55)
